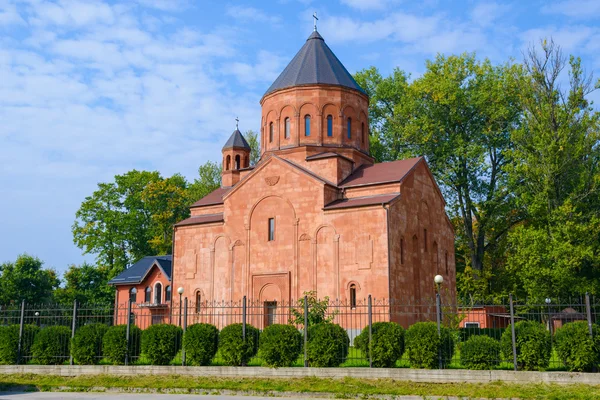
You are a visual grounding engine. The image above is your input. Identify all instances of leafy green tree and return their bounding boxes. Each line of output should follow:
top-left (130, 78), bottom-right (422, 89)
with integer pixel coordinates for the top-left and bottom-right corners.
top-left (245, 129), bottom-right (261, 166)
top-left (289, 291), bottom-right (337, 327)
top-left (53, 263), bottom-right (114, 305)
top-left (0, 254), bottom-right (59, 304)
top-left (506, 39), bottom-right (600, 298)
top-left (187, 160), bottom-right (221, 203)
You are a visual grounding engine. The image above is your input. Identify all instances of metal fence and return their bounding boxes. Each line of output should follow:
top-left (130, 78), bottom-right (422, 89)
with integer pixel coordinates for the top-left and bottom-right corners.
top-left (1, 293), bottom-right (598, 370)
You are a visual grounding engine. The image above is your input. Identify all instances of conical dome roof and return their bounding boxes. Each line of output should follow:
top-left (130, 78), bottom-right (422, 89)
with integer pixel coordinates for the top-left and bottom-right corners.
top-left (264, 31), bottom-right (366, 97)
top-left (222, 129), bottom-right (250, 150)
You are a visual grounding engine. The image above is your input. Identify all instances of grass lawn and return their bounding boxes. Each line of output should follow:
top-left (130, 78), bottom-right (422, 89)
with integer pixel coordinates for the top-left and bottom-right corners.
top-left (1, 374), bottom-right (600, 399)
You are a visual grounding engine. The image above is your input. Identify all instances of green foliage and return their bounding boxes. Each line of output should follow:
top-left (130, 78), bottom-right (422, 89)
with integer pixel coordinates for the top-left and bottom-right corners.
top-left (500, 321), bottom-right (551, 371)
top-left (102, 324), bottom-right (141, 365)
top-left (354, 322), bottom-right (404, 368)
top-left (306, 323), bottom-right (349, 367)
top-left (244, 129), bottom-right (261, 166)
top-left (183, 323), bottom-right (219, 366)
top-left (289, 291), bottom-right (337, 328)
top-left (141, 324), bottom-right (182, 365)
top-left (0, 324), bottom-right (38, 364)
top-left (258, 324), bottom-right (302, 368)
top-left (405, 322), bottom-right (455, 369)
top-left (71, 323), bottom-right (109, 365)
top-left (31, 325), bottom-right (71, 365)
top-left (53, 263), bottom-right (114, 305)
top-left (459, 328), bottom-right (504, 342)
top-left (554, 321), bottom-right (600, 372)
top-left (218, 323), bottom-right (259, 366)
top-left (460, 335), bottom-right (501, 370)
top-left (187, 161), bottom-right (221, 205)
top-left (0, 254), bottom-right (59, 304)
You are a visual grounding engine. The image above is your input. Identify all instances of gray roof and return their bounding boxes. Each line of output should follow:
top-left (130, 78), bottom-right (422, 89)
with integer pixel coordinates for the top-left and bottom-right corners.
top-left (264, 31), bottom-right (367, 97)
top-left (108, 255), bottom-right (172, 285)
top-left (223, 129), bottom-right (250, 150)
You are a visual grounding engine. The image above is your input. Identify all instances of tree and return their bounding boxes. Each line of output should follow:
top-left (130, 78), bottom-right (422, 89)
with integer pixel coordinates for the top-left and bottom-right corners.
top-left (53, 263), bottom-right (114, 305)
top-left (187, 160), bottom-right (221, 203)
top-left (0, 254), bottom-right (59, 304)
top-left (289, 291), bottom-right (337, 327)
top-left (506, 39), bottom-right (600, 298)
top-left (245, 129), bottom-right (261, 166)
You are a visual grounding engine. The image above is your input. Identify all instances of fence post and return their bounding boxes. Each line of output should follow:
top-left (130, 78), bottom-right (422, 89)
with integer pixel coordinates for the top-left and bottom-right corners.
top-left (182, 297), bottom-right (188, 366)
top-left (368, 294), bottom-right (373, 368)
top-left (303, 295), bottom-right (308, 367)
top-left (509, 294), bottom-right (517, 371)
top-left (69, 300), bottom-right (78, 365)
top-left (242, 296), bottom-right (247, 341)
top-left (436, 292), bottom-right (442, 369)
top-left (585, 293), bottom-right (593, 338)
top-left (16, 300), bottom-right (25, 365)
top-left (125, 299), bottom-right (132, 366)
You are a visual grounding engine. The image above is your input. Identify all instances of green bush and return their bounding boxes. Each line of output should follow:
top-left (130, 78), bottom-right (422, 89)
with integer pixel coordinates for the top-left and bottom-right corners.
top-left (31, 325), bottom-right (71, 365)
top-left (459, 328), bottom-right (504, 342)
top-left (405, 322), bottom-right (455, 369)
top-left (307, 323), bottom-right (349, 367)
top-left (218, 323), bottom-right (259, 366)
top-left (354, 322), bottom-right (404, 367)
top-left (141, 324), bottom-right (182, 365)
top-left (500, 320), bottom-right (551, 371)
top-left (102, 324), bottom-right (142, 365)
top-left (554, 321), bottom-right (600, 372)
top-left (183, 323), bottom-right (219, 366)
top-left (460, 335), bottom-right (500, 370)
top-left (0, 324), bottom-right (39, 365)
top-left (71, 323), bottom-right (109, 365)
top-left (258, 324), bottom-right (302, 367)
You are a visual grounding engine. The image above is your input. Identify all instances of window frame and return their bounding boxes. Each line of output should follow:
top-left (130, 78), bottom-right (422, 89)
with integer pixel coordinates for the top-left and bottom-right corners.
top-left (195, 292), bottom-right (201, 313)
top-left (349, 284), bottom-right (357, 309)
top-left (129, 287), bottom-right (137, 304)
top-left (284, 117), bottom-right (290, 139)
top-left (269, 122), bottom-right (274, 143)
top-left (268, 217), bottom-right (275, 241)
top-left (165, 285), bottom-right (171, 302)
top-left (347, 117), bottom-right (352, 139)
top-left (327, 115), bottom-right (333, 137)
top-left (154, 282), bottom-right (162, 304)
top-left (304, 115), bottom-right (311, 136)
top-left (144, 286), bottom-right (151, 303)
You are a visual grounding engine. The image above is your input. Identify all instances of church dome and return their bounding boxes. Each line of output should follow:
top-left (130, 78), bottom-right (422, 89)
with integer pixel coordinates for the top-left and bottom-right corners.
top-left (222, 128), bottom-right (250, 150)
top-left (263, 31), bottom-right (366, 98)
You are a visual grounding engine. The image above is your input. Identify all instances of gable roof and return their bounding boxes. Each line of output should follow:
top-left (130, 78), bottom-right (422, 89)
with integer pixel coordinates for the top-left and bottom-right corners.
top-left (108, 255), bottom-right (172, 286)
top-left (174, 213), bottom-right (224, 227)
top-left (190, 186), bottom-right (231, 208)
top-left (264, 31), bottom-right (366, 97)
top-left (324, 193), bottom-right (400, 210)
top-left (340, 157), bottom-right (423, 187)
top-left (223, 129), bottom-right (250, 150)
top-left (306, 152), bottom-right (354, 164)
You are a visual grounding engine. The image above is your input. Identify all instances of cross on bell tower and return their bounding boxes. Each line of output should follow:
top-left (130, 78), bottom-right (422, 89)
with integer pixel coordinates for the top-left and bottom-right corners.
top-left (313, 12), bottom-right (318, 31)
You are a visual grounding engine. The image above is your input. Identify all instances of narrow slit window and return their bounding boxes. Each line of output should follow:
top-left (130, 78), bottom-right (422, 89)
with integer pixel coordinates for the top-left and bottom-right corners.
top-left (284, 117), bottom-right (290, 139)
top-left (195, 292), bottom-right (201, 313)
top-left (304, 115), bottom-right (311, 136)
top-left (165, 285), bottom-right (171, 302)
top-left (235, 155), bottom-right (240, 169)
top-left (327, 115), bottom-right (333, 137)
top-left (269, 122), bottom-right (274, 143)
top-left (145, 286), bottom-right (151, 303)
top-left (424, 229), bottom-right (428, 252)
top-left (268, 218), bottom-right (275, 241)
top-left (154, 282), bottom-right (162, 304)
top-left (445, 251), bottom-right (449, 275)
top-left (129, 288), bottom-right (137, 304)
top-left (361, 122), bottom-right (365, 144)
top-left (350, 284), bottom-right (357, 309)
top-left (347, 118), bottom-right (352, 139)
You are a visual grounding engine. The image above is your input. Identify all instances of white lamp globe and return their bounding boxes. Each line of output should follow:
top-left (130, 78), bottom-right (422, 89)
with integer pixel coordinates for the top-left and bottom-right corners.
top-left (177, 287), bottom-right (184, 295)
top-left (434, 275), bottom-right (444, 285)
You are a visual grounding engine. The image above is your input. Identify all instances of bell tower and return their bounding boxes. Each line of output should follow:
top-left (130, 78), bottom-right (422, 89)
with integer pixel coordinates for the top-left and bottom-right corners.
top-left (222, 119), bottom-right (251, 187)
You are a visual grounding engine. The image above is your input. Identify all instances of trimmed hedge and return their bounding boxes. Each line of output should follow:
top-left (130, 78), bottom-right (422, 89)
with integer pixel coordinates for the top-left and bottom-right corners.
top-left (218, 323), bottom-right (259, 366)
top-left (71, 323), bottom-right (109, 365)
top-left (307, 323), bottom-right (349, 367)
top-left (259, 324), bottom-right (302, 367)
top-left (141, 324), bottom-right (183, 365)
top-left (0, 324), bottom-right (39, 365)
top-left (405, 322), bottom-right (455, 369)
top-left (501, 321), bottom-right (551, 371)
top-left (460, 328), bottom-right (504, 342)
top-left (460, 335), bottom-right (500, 370)
top-left (31, 325), bottom-right (71, 365)
top-left (102, 324), bottom-right (142, 365)
top-left (354, 322), bottom-right (405, 368)
top-left (554, 321), bottom-right (600, 372)
top-left (183, 323), bottom-right (219, 366)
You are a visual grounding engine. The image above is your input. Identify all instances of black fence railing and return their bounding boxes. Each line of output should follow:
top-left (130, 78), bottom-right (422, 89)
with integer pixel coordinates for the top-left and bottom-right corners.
top-left (1, 293), bottom-right (598, 370)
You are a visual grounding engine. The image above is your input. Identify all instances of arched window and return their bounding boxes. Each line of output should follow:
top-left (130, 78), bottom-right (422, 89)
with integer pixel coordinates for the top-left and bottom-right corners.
top-left (327, 115), bottom-right (333, 137)
top-left (225, 155), bottom-right (231, 171)
top-left (145, 286), bottom-right (151, 303)
top-left (361, 122), bottom-right (365, 144)
top-left (350, 284), bottom-right (357, 309)
top-left (269, 122), bottom-right (274, 142)
top-left (284, 117), bottom-right (290, 139)
top-left (244, 156), bottom-right (249, 168)
top-left (347, 118), bottom-right (352, 139)
top-left (235, 154), bottom-right (240, 170)
top-left (195, 292), bottom-right (201, 313)
top-left (129, 288), bottom-right (137, 304)
top-left (304, 115), bottom-right (311, 136)
top-left (154, 282), bottom-right (162, 304)
top-left (165, 285), bottom-right (171, 302)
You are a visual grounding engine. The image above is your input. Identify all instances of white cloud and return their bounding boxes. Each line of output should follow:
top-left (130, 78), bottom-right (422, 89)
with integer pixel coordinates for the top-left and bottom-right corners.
top-left (542, 0), bottom-right (600, 19)
top-left (0, 2), bottom-right (26, 26)
top-left (470, 2), bottom-right (510, 27)
top-left (521, 26), bottom-right (597, 54)
top-left (339, 0), bottom-right (398, 11)
top-left (225, 5), bottom-right (281, 25)
top-left (223, 50), bottom-right (287, 85)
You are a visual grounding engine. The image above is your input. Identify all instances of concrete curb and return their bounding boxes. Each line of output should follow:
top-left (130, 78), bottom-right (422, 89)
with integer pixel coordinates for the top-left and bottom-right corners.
top-left (1, 365), bottom-right (599, 385)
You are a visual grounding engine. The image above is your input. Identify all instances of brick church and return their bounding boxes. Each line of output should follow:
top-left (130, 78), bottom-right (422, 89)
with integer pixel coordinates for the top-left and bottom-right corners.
top-left (110, 28), bottom-right (455, 324)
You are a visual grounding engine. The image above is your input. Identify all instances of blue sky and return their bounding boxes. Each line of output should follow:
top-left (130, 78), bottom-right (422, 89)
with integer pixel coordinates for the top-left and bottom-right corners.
top-left (1, 0), bottom-right (599, 276)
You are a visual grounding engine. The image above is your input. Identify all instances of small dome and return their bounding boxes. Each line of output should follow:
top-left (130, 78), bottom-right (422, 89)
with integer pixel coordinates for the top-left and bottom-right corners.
top-left (222, 129), bottom-right (250, 150)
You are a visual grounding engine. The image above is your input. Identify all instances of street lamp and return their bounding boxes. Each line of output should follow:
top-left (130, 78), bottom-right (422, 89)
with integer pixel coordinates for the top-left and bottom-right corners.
top-left (34, 311), bottom-right (40, 327)
top-left (434, 275), bottom-right (444, 369)
top-left (545, 298), bottom-right (552, 343)
top-left (178, 287), bottom-right (184, 326)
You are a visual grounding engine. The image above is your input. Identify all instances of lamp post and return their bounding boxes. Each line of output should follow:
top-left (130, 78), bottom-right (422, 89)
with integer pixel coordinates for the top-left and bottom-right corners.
top-left (34, 311), bottom-right (40, 327)
top-left (545, 297), bottom-right (552, 345)
top-left (178, 287), bottom-right (184, 327)
top-left (434, 275), bottom-right (444, 369)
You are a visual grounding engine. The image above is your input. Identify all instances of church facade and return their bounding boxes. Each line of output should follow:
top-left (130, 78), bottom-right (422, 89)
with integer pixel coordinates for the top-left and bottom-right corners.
top-left (110, 29), bottom-right (455, 327)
